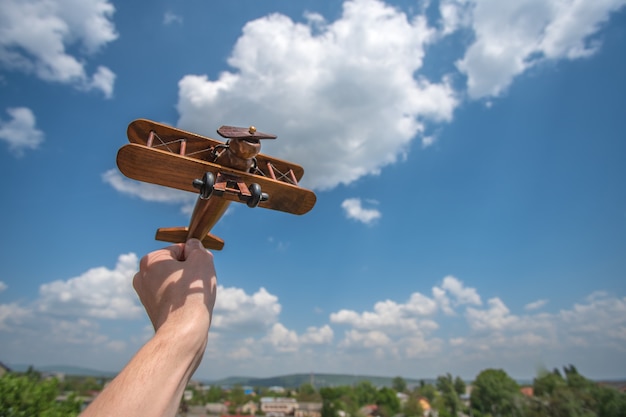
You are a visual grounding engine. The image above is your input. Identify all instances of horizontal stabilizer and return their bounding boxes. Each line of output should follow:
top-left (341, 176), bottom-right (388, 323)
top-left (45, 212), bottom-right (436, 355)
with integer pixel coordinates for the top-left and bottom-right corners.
top-left (155, 227), bottom-right (225, 251)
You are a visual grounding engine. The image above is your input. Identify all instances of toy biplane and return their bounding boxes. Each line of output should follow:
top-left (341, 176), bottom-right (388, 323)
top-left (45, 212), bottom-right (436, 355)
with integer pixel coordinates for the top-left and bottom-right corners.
top-left (116, 119), bottom-right (316, 250)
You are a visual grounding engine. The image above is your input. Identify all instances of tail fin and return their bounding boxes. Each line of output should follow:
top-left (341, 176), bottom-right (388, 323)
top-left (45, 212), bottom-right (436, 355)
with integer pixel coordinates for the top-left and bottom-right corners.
top-left (155, 227), bottom-right (224, 250)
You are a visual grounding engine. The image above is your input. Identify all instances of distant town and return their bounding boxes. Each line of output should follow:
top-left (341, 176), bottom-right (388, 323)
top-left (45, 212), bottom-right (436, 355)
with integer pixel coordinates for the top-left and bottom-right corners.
top-left (1, 362), bottom-right (625, 416)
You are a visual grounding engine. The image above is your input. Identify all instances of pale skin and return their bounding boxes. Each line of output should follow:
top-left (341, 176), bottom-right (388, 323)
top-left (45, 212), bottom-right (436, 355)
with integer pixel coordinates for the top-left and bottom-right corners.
top-left (81, 238), bottom-right (217, 417)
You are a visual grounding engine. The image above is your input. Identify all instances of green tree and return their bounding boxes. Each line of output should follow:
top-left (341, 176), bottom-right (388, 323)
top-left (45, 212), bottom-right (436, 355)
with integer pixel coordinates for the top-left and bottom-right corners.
top-left (392, 376), bottom-right (407, 393)
top-left (204, 384), bottom-right (224, 402)
top-left (320, 386), bottom-right (357, 417)
top-left (376, 386), bottom-right (401, 417)
top-left (0, 373), bottom-right (81, 417)
top-left (298, 383), bottom-right (321, 402)
top-left (414, 383), bottom-right (436, 403)
top-left (594, 384), bottom-right (626, 417)
top-left (228, 384), bottom-right (248, 412)
top-left (436, 373), bottom-right (461, 417)
top-left (470, 369), bottom-right (521, 417)
top-left (453, 376), bottom-right (466, 396)
top-left (529, 365), bottom-right (626, 417)
top-left (533, 368), bottom-right (566, 397)
top-left (354, 380), bottom-right (378, 406)
top-left (403, 393), bottom-right (424, 417)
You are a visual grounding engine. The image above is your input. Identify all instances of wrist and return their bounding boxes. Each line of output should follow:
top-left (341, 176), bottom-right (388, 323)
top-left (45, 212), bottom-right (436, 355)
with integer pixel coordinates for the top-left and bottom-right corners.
top-left (155, 317), bottom-right (210, 357)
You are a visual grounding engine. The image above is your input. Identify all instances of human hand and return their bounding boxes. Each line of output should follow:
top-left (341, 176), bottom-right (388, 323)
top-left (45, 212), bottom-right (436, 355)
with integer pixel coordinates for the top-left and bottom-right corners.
top-left (133, 238), bottom-right (217, 337)
top-left (81, 239), bottom-right (217, 417)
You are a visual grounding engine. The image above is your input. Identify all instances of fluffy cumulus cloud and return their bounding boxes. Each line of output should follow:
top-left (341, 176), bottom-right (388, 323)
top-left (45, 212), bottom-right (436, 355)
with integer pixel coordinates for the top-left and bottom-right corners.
top-left (104, 0), bottom-right (625, 206)
top-left (0, 0), bottom-right (118, 97)
top-left (328, 276), bottom-right (477, 359)
top-left (0, 107), bottom-right (45, 155)
top-left (37, 253), bottom-right (142, 319)
top-left (1, 262), bottom-right (626, 377)
top-left (445, 0), bottom-right (626, 98)
top-left (0, 254), bottom-right (140, 364)
top-left (212, 286), bottom-right (282, 332)
top-left (176, 0), bottom-right (458, 190)
top-left (341, 198), bottom-right (382, 224)
top-left (102, 169), bottom-right (196, 206)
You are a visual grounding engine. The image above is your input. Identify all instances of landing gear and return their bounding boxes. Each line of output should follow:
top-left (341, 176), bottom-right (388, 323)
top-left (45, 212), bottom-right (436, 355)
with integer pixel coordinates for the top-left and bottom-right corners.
top-left (194, 172), bottom-right (268, 207)
top-left (192, 172), bottom-right (215, 199)
top-left (247, 183), bottom-right (269, 208)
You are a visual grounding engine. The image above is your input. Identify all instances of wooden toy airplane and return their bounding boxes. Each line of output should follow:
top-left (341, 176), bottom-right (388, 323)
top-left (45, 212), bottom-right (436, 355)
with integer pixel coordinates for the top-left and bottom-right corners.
top-left (116, 119), bottom-right (316, 250)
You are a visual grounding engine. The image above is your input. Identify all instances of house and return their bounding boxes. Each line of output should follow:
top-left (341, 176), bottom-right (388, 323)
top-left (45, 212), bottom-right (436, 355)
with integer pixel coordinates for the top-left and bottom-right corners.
top-left (359, 404), bottom-right (378, 417)
top-left (396, 392), bottom-right (409, 404)
top-left (418, 398), bottom-right (431, 416)
top-left (240, 400), bottom-right (259, 415)
top-left (295, 402), bottom-right (323, 417)
top-left (520, 386), bottom-right (534, 397)
top-left (205, 402), bottom-right (228, 415)
top-left (260, 397), bottom-right (297, 416)
top-left (184, 390), bottom-right (194, 401)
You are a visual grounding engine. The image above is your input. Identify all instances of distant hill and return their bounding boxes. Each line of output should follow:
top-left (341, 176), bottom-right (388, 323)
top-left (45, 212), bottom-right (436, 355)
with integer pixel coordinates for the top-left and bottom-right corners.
top-left (9, 364), bottom-right (116, 378)
top-left (6, 364), bottom-right (434, 388)
top-left (210, 373), bottom-right (434, 389)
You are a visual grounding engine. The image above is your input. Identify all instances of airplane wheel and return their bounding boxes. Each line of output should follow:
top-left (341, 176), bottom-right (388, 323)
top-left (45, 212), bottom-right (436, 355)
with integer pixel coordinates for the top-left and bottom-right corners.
top-left (193, 172), bottom-right (215, 199)
top-left (247, 183), bottom-right (262, 208)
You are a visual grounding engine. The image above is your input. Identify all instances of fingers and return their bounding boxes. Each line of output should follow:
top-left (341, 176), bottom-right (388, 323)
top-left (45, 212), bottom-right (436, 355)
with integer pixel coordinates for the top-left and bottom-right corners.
top-left (165, 242), bottom-right (186, 261)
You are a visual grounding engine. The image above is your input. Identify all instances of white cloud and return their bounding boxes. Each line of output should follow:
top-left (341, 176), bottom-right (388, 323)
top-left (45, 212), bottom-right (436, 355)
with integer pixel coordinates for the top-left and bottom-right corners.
top-left (525, 298), bottom-right (548, 311)
top-left (0, 303), bottom-right (33, 331)
top-left (339, 329), bottom-right (392, 349)
top-left (0, 0), bottom-right (118, 97)
top-left (38, 253), bottom-right (142, 319)
top-left (87, 65), bottom-right (116, 99)
top-left (176, 0), bottom-right (458, 190)
top-left (451, 0), bottom-right (626, 98)
top-left (559, 292), bottom-right (626, 343)
top-left (265, 323), bottom-right (300, 352)
top-left (102, 169), bottom-right (196, 207)
top-left (164, 11), bottom-right (183, 25)
top-left (330, 294), bottom-right (439, 335)
top-left (301, 325), bottom-right (334, 345)
top-left (212, 286), bottom-right (282, 332)
top-left (432, 275), bottom-right (481, 316)
top-left (421, 135), bottom-right (436, 148)
top-left (439, 0), bottom-right (472, 35)
top-left (466, 297), bottom-right (517, 331)
top-left (2, 263), bottom-right (626, 378)
top-left (341, 198), bottom-right (381, 224)
top-left (0, 281), bottom-right (7, 293)
top-left (0, 107), bottom-right (44, 155)
top-left (440, 275), bottom-right (482, 306)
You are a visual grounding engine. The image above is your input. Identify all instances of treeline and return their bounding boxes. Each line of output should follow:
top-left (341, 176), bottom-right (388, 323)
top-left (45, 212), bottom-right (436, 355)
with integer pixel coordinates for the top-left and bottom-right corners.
top-left (2, 365), bottom-right (625, 417)
top-left (187, 365), bottom-right (626, 417)
top-left (311, 366), bottom-right (626, 417)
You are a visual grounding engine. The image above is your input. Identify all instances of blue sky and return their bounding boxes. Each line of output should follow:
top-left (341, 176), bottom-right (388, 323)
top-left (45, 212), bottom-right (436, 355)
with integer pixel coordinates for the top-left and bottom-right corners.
top-left (1, 0), bottom-right (625, 382)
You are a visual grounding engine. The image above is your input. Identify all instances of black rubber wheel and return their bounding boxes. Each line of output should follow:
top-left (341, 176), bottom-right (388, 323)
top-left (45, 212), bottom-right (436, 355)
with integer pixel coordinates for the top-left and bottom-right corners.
top-left (247, 183), bottom-right (262, 208)
top-left (192, 172), bottom-right (215, 199)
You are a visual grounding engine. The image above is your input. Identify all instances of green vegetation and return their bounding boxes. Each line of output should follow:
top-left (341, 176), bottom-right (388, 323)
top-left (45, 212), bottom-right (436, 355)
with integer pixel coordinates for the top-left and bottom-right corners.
top-left (2, 365), bottom-right (625, 417)
top-left (0, 370), bottom-right (81, 417)
top-left (523, 365), bottom-right (626, 417)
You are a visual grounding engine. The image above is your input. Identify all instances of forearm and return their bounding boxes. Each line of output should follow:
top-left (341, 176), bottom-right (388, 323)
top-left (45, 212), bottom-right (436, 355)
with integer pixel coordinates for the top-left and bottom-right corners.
top-left (81, 324), bottom-right (207, 417)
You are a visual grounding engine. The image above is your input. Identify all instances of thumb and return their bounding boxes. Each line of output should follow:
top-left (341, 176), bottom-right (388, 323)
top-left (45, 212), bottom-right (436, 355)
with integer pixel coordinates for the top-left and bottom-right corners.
top-left (183, 238), bottom-right (205, 260)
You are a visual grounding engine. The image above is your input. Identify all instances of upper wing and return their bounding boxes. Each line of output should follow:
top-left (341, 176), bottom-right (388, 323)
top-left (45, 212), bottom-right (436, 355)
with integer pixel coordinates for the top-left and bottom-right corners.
top-left (126, 118), bottom-right (305, 181)
top-left (116, 143), bottom-right (316, 215)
